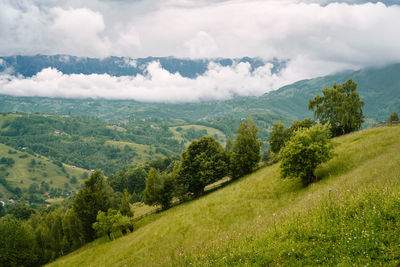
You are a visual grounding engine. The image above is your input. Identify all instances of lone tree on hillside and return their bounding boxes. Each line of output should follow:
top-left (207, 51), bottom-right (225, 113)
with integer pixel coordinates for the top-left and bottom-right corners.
top-left (230, 118), bottom-right (262, 179)
top-left (308, 79), bottom-right (364, 137)
top-left (177, 136), bottom-right (228, 197)
top-left (73, 170), bottom-right (113, 242)
top-left (280, 124), bottom-right (333, 186)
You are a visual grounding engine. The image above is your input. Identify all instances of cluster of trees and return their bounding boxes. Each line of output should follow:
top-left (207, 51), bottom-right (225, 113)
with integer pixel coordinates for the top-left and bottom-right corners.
top-left (143, 118), bottom-right (262, 209)
top-left (0, 170), bottom-right (134, 266)
top-left (270, 79), bottom-right (364, 185)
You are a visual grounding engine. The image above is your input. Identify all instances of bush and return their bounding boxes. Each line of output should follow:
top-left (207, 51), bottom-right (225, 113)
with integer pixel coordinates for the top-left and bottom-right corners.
top-left (280, 124), bottom-right (333, 185)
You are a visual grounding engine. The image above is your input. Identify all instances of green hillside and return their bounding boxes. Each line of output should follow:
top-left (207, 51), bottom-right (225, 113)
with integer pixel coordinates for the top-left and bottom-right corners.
top-left (0, 142), bottom-right (87, 201)
top-left (48, 125), bottom-right (400, 266)
top-left (258, 63), bottom-right (400, 120)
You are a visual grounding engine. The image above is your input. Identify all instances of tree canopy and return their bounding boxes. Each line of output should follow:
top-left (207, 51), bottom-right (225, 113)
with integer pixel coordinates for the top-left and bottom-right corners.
top-left (230, 118), bottom-right (261, 179)
top-left (280, 124), bottom-right (333, 185)
top-left (177, 136), bottom-right (228, 197)
top-left (308, 79), bottom-right (364, 137)
top-left (73, 170), bottom-right (113, 242)
top-left (269, 118), bottom-right (315, 154)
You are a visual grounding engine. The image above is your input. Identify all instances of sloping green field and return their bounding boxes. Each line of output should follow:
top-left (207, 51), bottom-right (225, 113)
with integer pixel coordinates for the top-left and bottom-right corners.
top-left (49, 125), bottom-right (400, 266)
top-left (0, 143), bottom-right (87, 198)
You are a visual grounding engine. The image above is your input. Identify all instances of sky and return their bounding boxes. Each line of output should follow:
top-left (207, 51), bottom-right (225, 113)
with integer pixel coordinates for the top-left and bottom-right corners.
top-left (0, 0), bottom-right (399, 102)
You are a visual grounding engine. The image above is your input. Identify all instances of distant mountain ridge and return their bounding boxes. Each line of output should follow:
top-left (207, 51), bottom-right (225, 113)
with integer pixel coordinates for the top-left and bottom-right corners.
top-left (0, 55), bottom-right (286, 78)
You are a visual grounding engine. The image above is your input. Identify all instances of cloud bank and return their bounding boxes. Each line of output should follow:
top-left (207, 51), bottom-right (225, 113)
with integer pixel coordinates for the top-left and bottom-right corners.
top-left (1, 0), bottom-right (400, 101)
top-left (0, 61), bottom-right (296, 103)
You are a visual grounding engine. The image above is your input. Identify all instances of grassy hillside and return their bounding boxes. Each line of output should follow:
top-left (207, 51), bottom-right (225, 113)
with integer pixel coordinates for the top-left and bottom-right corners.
top-left (49, 125), bottom-right (400, 266)
top-left (0, 142), bottom-right (87, 200)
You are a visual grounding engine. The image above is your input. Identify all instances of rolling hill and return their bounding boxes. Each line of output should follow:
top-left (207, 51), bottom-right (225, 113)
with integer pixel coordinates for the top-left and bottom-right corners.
top-left (0, 142), bottom-right (87, 202)
top-left (48, 125), bottom-right (400, 266)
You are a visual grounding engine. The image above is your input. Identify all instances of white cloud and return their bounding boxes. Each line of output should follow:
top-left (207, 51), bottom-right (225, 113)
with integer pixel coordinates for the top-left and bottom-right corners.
top-left (0, 61), bottom-right (296, 102)
top-left (50, 8), bottom-right (111, 57)
top-left (185, 31), bottom-right (218, 58)
top-left (1, 0), bottom-right (400, 101)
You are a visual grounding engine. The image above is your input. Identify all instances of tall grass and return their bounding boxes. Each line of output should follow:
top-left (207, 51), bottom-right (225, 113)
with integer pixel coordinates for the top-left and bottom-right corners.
top-left (48, 125), bottom-right (400, 266)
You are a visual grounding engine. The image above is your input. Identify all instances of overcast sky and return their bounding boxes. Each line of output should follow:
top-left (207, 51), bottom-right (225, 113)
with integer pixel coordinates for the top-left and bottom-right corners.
top-left (0, 0), bottom-right (399, 102)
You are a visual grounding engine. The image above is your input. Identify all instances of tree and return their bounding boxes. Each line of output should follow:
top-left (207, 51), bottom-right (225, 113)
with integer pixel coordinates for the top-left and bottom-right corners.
top-left (308, 79), bottom-right (364, 137)
top-left (92, 209), bottom-right (133, 240)
top-left (73, 170), bottom-right (113, 242)
top-left (280, 124), bottom-right (333, 186)
top-left (62, 209), bottom-right (85, 250)
top-left (177, 136), bottom-right (228, 197)
top-left (269, 119), bottom-right (315, 154)
top-left (269, 122), bottom-right (287, 154)
top-left (119, 189), bottom-right (133, 217)
top-left (387, 111), bottom-right (399, 125)
top-left (143, 168), bottom-right (174, 210)
top-left (0, 215), bottom-right (37, 266)
top-left (230, 118), bottom-right (261, 179)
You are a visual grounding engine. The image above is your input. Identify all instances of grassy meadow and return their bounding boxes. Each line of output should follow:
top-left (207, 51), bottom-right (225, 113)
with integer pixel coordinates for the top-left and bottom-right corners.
top-left (0, 143), bottom-right (87, 198)
top-left (48, 125), bottom-right (400, 266)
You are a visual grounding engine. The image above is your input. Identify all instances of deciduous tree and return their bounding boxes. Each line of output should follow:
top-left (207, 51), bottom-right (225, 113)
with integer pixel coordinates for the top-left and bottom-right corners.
top-left (280, 124), bottom-right (333, 185)
top-left (308, 79), bottom-right (364, 137)
top-left (73, 170), bottom-right (113, 242)
top-left (230, 118), bottom-right (261, 179)
top-left (177, 136), bottom-right (228, 197)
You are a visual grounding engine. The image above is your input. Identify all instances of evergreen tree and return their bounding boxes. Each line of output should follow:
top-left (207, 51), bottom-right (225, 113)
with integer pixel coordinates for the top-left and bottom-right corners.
top-left (73, 170), bottom-right (113, 242)
top-left (308, 79), bottom-right (364, 137)
top-left (230, 118), bottom-right (261, 179)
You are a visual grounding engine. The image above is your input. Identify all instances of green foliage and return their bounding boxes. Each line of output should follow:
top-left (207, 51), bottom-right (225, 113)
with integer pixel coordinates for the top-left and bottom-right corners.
top-left (62, 209), bottom-right (85, 250)
top-left (143, 168), bottom-right (174, 210)
top-left (0, 114), bottom-right (183, 175)
top-left (387, 111), bottom-right (399, 125)
top-left (230, 118), bottom-right (261, 179)
top-left (177, 136), bottom-right (228, 197)
top-left (0, 215), bottom-right (37, 266)
top-left (92, 209), bottom-right (133, 240)
top-left (73, 170), bottom-right (113, 242)
top-left (12, 204), bottom-right (35, 220)
top-left (269, 119), bottom-right (316, 154)
top-left (280, 124), bottom-right (333, 185)
top-left (119, 189), bottom-right (133, 217)
top-left (0, 157), bottom-right (15, 167)
top-left (269, 122), bottom-right (286, 154)
top-left (309, 79), bottom-right (365, 137)
top-left (108, 167), bottom-right (147, 195)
